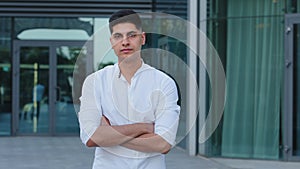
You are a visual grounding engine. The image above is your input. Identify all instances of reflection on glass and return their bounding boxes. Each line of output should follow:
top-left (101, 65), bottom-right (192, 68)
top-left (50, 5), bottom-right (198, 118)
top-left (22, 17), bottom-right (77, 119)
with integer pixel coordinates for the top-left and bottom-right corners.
top-left (156, 36), bottom-right (187, 149)
top-left (141, 15), bottom-right (188, 149)
top-left (293, 24), bottom-right (300, 156)
top-left (18, 29), bottom-right (90, 40)
top-left (19, 47), bottom-right (49, 134)
top-left (208, 13), bottom-right (283, 159)
top-left (55, 46), bottom-right (85, 134)
top-left (15, 17), bottom-right (93, 40)
top-left (0, 17), bottom-right (12, 135)
top-left (93, 18), bottom-right (117, 70)
top-left (287, 0), bottom-right (300, 13)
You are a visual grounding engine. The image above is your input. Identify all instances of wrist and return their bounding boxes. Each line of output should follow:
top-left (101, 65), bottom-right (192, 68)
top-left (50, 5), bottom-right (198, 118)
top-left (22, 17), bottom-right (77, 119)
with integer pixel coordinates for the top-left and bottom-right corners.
top-left (138, 123), bottom-right (154, 135)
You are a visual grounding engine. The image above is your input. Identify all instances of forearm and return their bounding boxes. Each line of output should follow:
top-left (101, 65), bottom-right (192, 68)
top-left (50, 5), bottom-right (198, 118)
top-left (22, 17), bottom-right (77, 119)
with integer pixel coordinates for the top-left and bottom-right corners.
top-left (87, 122), bottom-right (152, 147)
top-left (90, 124), bottom-right (141, 146)
top-left (121, 133), bottom-right (171, 154)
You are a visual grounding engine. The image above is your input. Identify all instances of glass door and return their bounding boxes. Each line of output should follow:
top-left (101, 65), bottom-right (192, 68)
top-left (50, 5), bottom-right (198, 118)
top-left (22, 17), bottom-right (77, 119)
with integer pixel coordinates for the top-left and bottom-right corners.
top-left (17, 46), bottom-right (49, 134)
top-left (55, 45), bottom-right (87, 134)
top-left (13, 40), bottom-right (89, 135)
top-left (284, 14), bottom-right (300, 161)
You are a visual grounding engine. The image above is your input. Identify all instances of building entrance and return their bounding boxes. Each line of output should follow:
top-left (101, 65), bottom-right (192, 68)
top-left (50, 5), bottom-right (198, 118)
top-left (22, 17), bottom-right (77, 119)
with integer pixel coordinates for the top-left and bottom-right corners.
top-left (12, 40), bottom-right (89, 135)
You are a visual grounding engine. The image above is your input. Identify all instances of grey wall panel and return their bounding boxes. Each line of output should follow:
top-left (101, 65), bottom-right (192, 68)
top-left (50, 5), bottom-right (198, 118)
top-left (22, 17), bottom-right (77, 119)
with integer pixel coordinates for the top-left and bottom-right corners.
top-left (0, 0), bottom-right (187, 18)
top-left (0, 0), bottom-right (152, 17)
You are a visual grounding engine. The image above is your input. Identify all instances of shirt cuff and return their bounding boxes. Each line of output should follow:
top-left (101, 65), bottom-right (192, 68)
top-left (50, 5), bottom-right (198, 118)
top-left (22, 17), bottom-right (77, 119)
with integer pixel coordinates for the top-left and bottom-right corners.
top-left (155, 117), bottom-right (179, 146)
top-left (80, 128), bottom-right (90, 145)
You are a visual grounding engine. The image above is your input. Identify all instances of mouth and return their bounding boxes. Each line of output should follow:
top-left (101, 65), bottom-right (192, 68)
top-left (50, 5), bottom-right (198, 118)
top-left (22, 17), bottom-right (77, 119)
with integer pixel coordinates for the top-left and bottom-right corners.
top-left (120, 48), bottom-right (133, 53)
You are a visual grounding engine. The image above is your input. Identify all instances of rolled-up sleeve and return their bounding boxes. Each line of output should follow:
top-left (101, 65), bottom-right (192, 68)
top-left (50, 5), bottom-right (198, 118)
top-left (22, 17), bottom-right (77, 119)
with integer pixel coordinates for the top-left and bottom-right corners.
top-left (154, 78), bottom-right (180, 146)
top-left (78, 73), bottom-right (102, 145)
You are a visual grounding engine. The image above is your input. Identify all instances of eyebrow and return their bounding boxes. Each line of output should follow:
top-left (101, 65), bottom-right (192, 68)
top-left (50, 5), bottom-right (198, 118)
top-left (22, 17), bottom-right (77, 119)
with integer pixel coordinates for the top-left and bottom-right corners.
top-left (127, 31), bottom-right (138, 35)
top-left (112, 31), bottom-right (139, 36)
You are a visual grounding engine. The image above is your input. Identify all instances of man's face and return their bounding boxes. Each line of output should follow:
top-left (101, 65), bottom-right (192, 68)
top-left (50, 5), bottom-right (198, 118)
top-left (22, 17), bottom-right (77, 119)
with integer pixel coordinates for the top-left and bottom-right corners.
top-left (110, 22), bottom-right (146, 62)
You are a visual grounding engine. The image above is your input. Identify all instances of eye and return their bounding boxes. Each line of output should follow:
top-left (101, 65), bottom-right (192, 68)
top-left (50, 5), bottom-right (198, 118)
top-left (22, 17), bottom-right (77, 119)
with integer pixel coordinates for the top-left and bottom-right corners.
top-left (113, 34), bottom-right (122, 40)
top-left (128, 33), bottom-right (137, 39)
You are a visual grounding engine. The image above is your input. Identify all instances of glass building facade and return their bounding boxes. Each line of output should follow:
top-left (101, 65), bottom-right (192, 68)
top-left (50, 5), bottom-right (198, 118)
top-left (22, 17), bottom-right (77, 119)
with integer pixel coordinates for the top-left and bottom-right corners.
top-left (206, 0), bottom-right (284, 159)
top-left (203, 0), bottom-right (299, 161)
top-left (0, 1), bottom-right (189, 139)
top-left (0, 0), bottom-right (300, 162)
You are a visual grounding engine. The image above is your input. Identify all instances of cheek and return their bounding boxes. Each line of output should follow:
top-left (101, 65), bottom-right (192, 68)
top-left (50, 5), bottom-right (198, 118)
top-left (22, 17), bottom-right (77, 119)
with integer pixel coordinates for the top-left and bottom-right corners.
top-left (111, 42), bottom-right (120, 50)
top-left (111, 45), bottom-right (120, 55)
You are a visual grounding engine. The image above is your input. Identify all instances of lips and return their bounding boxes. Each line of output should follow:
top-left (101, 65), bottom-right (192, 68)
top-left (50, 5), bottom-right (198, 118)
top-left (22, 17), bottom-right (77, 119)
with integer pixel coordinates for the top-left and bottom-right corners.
top-left (120, 48), bottom-right (133, 53)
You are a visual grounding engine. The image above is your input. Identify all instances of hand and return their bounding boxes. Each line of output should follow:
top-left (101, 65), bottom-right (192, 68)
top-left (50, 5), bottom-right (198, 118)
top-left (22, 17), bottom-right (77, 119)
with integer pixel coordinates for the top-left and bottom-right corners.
top-left (101, 116), bottom-right (111, 126)
top-left (142, 123), bottom-right (154, 134)
top-left (162, 148), bottom-right (171, 154)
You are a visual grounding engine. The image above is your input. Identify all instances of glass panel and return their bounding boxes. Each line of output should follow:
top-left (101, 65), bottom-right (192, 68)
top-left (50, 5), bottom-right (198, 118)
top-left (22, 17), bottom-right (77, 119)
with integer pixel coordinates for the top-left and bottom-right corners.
top-left (142, 16), bottom-right (188, 149)
top-left (156, 35), bottom-right (187, 149)
top-left (293, 24), bottom-right (300, 156)
top-left (206, 0), bottom-right (284, 159)
top-left (55, 46), bottom-right (84, 134)
top-left (94, 18), bottom-right (117, 71)
top-left (286, 0), bottom-right (300, 13)
top-left (14, 17), bottom-right (93, 40)
top-left (19, 47), bottom-right (49, 134)
top-left (0, 17), bottom-right (12, 135)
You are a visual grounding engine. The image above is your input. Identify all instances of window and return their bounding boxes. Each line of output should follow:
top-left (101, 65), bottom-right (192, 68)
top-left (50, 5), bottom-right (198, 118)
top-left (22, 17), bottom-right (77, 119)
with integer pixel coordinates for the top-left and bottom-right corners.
top-left (0, 17), bottom-right (12, 135)
top-left (206, 0), bottom-right (284, 159)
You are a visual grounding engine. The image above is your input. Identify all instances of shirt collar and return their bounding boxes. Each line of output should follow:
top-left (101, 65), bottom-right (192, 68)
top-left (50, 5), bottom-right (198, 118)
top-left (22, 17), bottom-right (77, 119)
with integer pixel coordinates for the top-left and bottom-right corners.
top-left (114, 59), bottom-right (152, 79)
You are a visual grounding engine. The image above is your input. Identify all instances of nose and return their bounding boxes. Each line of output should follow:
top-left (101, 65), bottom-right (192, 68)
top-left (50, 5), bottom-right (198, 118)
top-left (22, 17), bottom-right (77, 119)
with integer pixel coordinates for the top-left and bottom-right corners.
top-left (121, 37), bottom-right (130, 46)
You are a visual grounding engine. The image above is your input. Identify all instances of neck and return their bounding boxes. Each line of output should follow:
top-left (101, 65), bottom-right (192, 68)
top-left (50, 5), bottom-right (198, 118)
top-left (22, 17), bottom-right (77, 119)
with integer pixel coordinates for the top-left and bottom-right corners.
top-left (118, 56), bottom-right (142, 84)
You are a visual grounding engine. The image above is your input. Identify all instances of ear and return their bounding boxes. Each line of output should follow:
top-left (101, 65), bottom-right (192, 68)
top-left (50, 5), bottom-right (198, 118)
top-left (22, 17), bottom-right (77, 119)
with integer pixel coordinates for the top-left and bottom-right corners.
top-left (141, 32), bottom-right (146, 45)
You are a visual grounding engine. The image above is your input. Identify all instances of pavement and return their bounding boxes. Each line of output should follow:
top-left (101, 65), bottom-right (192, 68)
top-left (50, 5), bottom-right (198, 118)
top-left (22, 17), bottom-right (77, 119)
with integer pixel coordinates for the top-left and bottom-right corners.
top-left (1, 136), bottom-right (300, 169)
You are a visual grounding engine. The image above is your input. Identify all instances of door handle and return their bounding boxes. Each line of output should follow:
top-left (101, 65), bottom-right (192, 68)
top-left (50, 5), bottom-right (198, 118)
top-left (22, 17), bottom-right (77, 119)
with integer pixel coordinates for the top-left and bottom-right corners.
top-left (55, 86), bottom-right (61, 102)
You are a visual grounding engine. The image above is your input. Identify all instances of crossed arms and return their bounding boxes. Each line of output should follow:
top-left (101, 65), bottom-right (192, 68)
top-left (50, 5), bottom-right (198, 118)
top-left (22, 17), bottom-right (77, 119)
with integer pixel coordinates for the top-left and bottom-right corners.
top-left (86, 116), bottom-right (171, 154)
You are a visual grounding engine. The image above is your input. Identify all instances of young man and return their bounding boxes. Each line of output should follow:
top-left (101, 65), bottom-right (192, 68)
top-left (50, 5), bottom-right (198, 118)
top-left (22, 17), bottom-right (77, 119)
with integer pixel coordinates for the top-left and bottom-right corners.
top-left (78, 9), bottom-right (180, 169)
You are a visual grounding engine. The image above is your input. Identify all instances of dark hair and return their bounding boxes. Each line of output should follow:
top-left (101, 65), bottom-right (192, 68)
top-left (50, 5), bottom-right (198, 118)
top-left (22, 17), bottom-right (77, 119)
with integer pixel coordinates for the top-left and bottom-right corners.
top-left (109, 9), bottom-right (142, 33)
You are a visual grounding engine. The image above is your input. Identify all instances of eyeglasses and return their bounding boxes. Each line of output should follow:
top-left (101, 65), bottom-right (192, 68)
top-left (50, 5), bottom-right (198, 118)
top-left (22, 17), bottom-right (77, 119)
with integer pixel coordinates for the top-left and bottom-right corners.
top-left (111, 32), bottom-right (142, 43)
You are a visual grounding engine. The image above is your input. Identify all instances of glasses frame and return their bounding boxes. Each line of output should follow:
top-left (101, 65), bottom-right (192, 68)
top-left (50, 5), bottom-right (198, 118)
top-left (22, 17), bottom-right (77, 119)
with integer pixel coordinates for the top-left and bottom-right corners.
top-left (111, 31), bottom-right (143, 44)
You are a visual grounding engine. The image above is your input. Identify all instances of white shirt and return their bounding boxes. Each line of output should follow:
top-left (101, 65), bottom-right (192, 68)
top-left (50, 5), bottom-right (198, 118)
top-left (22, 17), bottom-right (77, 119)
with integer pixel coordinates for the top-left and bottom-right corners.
top-left (78, 62), bottom-right (180, 169)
